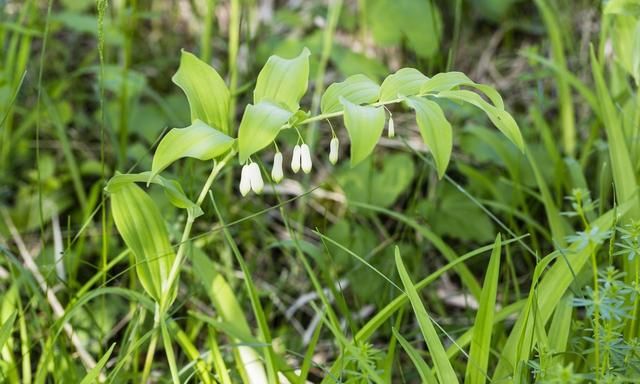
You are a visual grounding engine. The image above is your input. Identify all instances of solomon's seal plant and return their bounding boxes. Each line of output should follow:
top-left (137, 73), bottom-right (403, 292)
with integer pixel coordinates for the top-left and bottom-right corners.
top-left (105, 47), bottom-right (523, 382)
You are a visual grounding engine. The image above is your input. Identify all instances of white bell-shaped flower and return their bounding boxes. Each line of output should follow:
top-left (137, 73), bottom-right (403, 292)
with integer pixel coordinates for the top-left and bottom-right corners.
top-left (291, 145), bottom-right (301, 173)
top-left (239, 164), bottom-right (251, 196)
top-left (249, 162), bottom-right (264, 194)
top-left (300, 144), bottom-right (312, 173)
top-left (329, 137), bottom-right (339, 165)
top-left (387, 115), bottom-right (395, 138)
top-left (272, 152), bottom-right (283, 183)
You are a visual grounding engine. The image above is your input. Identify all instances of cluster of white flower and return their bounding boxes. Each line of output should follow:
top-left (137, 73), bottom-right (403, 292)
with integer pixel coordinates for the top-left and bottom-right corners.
top-left (239, 138), bottom-right (341, 196)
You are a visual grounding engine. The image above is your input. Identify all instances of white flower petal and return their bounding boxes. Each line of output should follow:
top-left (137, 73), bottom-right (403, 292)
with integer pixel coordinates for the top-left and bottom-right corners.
top-left (239, 164), bottom-right (251, 196)
top-left (272, 152), bottom-right (283, 183)
top-left (249, 163), bottom-right (264, 194)
top-left (329, 137), bottom-right (339, 165)
top-left (388, 116), bottom-right (395, 138)
top-left (301, 144), bottom-right (312, 173)
top-left (291, 145), bottom-right (301, 173)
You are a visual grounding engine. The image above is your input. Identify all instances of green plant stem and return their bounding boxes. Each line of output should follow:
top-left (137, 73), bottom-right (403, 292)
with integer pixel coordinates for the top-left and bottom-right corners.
top-left (590, 246), bottom-right (601, 379)
top-left (298, 96), bottom-right (407, 126)
top-left (141, 303), bottom-right (161, 384)
top-left (160, 150), bottom-right (235, 312)
top-left (228, 0), bottom-right (240, 136)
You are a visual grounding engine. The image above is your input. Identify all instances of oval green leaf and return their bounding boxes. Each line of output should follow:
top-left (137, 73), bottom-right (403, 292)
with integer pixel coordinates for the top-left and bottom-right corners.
top-left (340, 97), bottom-right (386, 167)
top-left (379, 68), bottom-right (429, 102)
top-left (172, 50), bottom-right (230, 134)
top-left (254, 47), bottom-right (311, 112)
top-left (106, 172), bottom-right (203, 219)
top-left (437, 89), bottom-right (524, 151)
top-left (237, 101), bottom-right (293, 163)
top-left (320, 74), bottom-right (380, 114)
top-left (421, 72), bottom-right (504, 109)
top-left (151, 120), bottom-right (234, 179)
top-left (406, 97), bottom-right (452, 179)
top-left (110, 182), bottom-right (176, 303)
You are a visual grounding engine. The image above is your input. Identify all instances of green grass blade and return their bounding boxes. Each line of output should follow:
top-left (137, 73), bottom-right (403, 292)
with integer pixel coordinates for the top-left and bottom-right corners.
top-left (393, 328), bottom-right (438, 384)
top-left (548, 293), bottom-right (573, 365)
top-left (465, 234), bottom-right (501, 384)
top-left (79, 343), bottom-right (115, 384)
top-left (395, 246), bottom-right (459, 383)
top-left (0, 311), bottom-right (17, 352)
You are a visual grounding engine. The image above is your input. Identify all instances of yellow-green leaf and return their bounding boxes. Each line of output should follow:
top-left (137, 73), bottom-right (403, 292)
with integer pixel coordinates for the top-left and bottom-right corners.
top-left (172, 50), bottom-right (230, 134)
top-left (110, 183), bottom-right (176, 303)
top-left (379, 68), bottom-right (429, 102)
top-left (421, 72), bottom-right (504, 108)
top-left (237, 101), bottom-right (293, 163)
top-left (340, 97), bottom-right (386, 167)
top-left (150, 120), bottom-right (234, 179)
top-left (406, 97), bottom-right (452, 179)
top-left (321, 74), bottom-right (380, 114)
top-left (254, 47), bottom-right (310, 112)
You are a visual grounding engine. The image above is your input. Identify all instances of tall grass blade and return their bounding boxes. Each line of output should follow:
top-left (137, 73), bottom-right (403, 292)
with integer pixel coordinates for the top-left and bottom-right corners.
top-left (395, 247), bottom-right (459, 383)
top-left (465, 234), bottom-right (501, 384)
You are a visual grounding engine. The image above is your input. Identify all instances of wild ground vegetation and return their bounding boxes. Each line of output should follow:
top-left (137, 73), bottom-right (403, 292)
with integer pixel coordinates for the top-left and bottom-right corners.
top-left (1, 0), bottom-right (640, 382)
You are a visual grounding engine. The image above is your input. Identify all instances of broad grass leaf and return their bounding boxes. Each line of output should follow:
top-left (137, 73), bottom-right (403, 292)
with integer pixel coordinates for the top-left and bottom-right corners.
top-left (406, 97), bottom-right (452, 178)
top-left (150, 120), bottom-right (234, 179)
top-left (106, 172), bottom-right (203, 218)
top-left (237, 101), bottom-right (292, 163)
top-left (437, 89), bottom-right (524, 151)
top-left (465, 234), bottom-right (501, 384)
top-left (79, 343), bottom-right (115, 384)
top-left (254, 47), bottom-right (310, 111)
top-left (590, 48), bottom-right (639, 220)
top-left (172, 50), bottom-right (230, 134)
top-left (395, 247), bottom-right (459, 384)
top-left (379, 68), bottom-right (428, 102)
top-left (110, 183), bottom-right (176, 303)
top-left (340, 97), bottom-right (385, 166)
top-left (393, 328), bottom-right (438, 384)
top-left (492, 202), bottom-right (632, 379)
top-left (0, 311), bottom-right (16, 352)
top-left (321, 74), bottom-right (380, 114)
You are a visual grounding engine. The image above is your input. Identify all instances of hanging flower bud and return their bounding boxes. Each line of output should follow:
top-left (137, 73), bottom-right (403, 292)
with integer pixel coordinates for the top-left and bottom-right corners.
top-left (300, 144), bottom-right (312, 173)
top-left (272, 152), bottom-right (283, 183)
top-left (387, 115), bottom-right (395, 138)
top-left (239, 164), bottom-right (251, 196)
top-left (329, 137), bottom-right (339, 165)
top-left (291, 145), bottom-right (301, 173)
top-left (249, 163), bottom-right (264, 194)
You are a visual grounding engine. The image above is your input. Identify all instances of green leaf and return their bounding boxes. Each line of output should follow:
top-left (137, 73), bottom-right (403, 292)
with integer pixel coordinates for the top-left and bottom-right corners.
top-left (106, 172), bottom-right (203, 219)
top-left (395, 247), bottom-right (459, 384)
top-left (254, 47), bottom-right (311, 111)
top-left (465, 234), bottom-right (501, 384)
top-left (367, 0), bottom-right (442, 59)
top-left (421, 72), bottom-right (504, 108)
top-left (150, 120), bottom-right (234, 179)
top-left (418, 183), bottom-right (495, 243)
top-left (379, 68), bottom-right (429, 102)
top-left (437, 89), bottom-right (524, 151)
top-left (320, 74), bottom-right (380, 114)
top-left (110, 183), bottom-right (176, 303)
top-left (340, 97), bottom-right (385, 166)
top-left (590, 47), bottom-right (639, 219)
top-left (0, 312), bottom-right (16, 352)
top-left (79, 343), bottom-right (115, 384)
top-left (172, 50), bottom-right (230, 134)
top-left (393, 328), bottom-right (438, 384)
top-left (237, 101), bottom-right (293, 163)
top-left (405, 97), bottom-right (452, 178)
